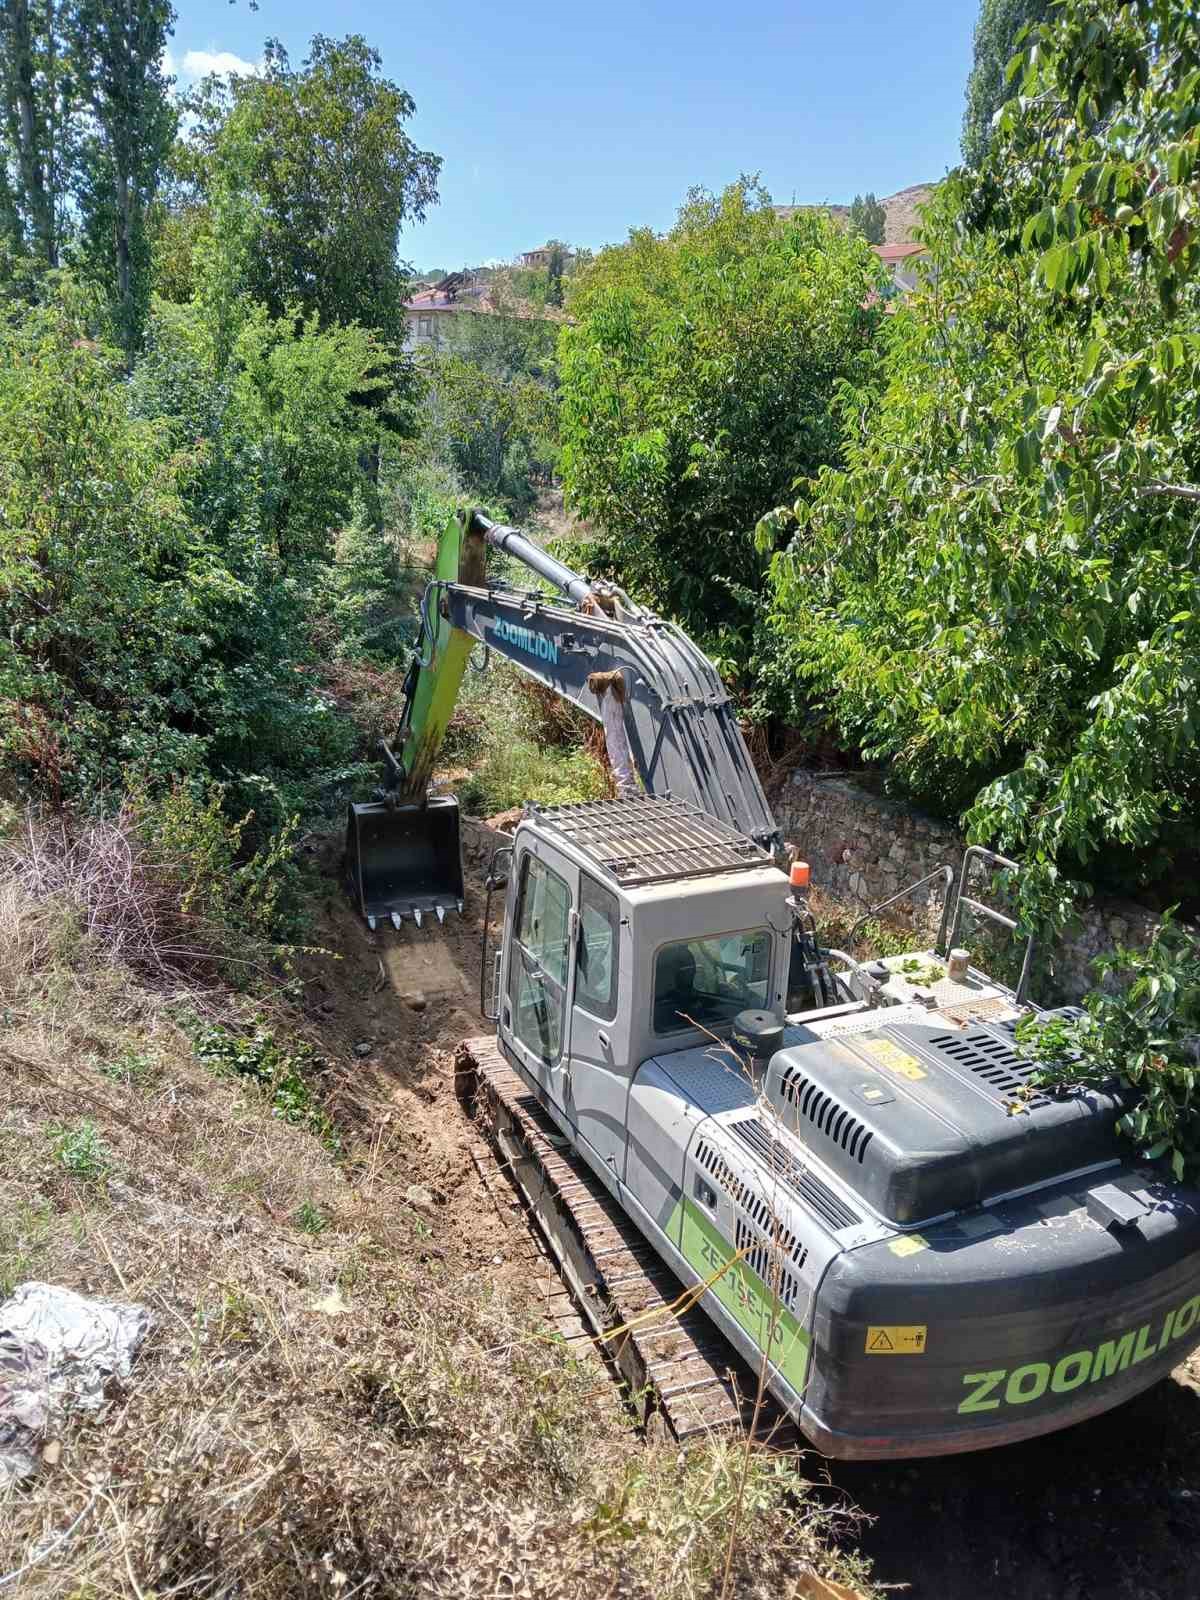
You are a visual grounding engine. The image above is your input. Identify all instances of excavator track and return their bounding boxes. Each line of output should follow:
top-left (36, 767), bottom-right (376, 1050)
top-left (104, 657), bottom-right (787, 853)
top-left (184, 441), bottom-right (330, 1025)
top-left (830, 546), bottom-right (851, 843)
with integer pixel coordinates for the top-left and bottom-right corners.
top-left (457, 1034), bottom-right (802, 1448)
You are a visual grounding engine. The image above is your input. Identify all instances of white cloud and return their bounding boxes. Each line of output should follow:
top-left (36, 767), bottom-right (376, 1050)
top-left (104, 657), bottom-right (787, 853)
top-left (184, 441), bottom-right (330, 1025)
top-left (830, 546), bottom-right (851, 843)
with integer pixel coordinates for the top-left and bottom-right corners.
top-left (180, 48), bottom-right (260, 80)
top-left (162, 46), bottom-right (177, 77)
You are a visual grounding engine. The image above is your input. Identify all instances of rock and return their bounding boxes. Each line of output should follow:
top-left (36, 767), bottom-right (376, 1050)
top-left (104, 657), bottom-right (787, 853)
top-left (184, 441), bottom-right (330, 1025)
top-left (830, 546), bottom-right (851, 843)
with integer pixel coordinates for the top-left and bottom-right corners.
top-left (406, 1184), bottom-right (434, 1209)
top-left (404, 992), bottom-right (427, 1013)
top-left (353, 1040), bottom-right (372, 1059)
top-left (320, 1000), bottom-right (335, 1015)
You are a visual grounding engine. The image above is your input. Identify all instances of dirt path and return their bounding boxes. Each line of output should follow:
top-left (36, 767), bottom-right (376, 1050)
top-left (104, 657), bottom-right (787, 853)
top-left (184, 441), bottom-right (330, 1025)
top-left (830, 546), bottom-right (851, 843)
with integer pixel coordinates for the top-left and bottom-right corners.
top-left (304, 824), bottom-right (1200, 1600)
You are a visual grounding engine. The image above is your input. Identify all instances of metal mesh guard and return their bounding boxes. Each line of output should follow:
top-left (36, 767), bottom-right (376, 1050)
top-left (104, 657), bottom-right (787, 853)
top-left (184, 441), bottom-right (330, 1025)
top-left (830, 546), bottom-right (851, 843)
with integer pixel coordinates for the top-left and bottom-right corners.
top-left (532, 796), bottom-right (770, 887)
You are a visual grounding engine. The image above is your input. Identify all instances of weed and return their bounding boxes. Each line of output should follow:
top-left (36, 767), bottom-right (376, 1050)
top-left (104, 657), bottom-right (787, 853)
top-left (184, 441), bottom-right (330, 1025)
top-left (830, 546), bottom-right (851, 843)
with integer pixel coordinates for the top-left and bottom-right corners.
top-left (189, 1018), bottom-right (337, 1149)
top-left (47, 1119), bottom-right (110, 1181)
top-left (99, 1044), bottom-right (158, 1088)
top-left (0, 1199), bottom-right (53, 1295)
top-left (294, 1199), bottom-right (329, 1235)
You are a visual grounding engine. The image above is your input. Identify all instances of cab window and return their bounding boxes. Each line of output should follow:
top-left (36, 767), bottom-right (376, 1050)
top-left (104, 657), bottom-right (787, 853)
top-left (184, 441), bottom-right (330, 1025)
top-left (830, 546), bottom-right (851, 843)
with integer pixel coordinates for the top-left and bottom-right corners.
top-left (575, 876), bottom-right (619, 1022)
top-left (653, 929), bottom-right (772, 1035)
top-left (509, 853), bottom-right (571, 1062)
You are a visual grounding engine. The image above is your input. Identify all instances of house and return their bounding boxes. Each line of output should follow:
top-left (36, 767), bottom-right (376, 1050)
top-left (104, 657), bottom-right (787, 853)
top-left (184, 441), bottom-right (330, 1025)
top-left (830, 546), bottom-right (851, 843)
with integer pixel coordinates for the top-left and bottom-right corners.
top-left (402, 271), bottom-right (488, 350)
top-left (402, 270), bottom-right (569, 352)
top-left (872, 241), bottom-right (928, 295)
top-left (519, 242), bottom-right (574, 270)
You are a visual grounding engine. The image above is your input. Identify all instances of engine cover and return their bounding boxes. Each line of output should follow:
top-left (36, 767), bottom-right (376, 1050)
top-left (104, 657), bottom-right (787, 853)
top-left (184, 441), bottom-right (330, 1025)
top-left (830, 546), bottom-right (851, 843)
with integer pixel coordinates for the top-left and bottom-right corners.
top-left (765, 1016), bottom-right (1128, 1224)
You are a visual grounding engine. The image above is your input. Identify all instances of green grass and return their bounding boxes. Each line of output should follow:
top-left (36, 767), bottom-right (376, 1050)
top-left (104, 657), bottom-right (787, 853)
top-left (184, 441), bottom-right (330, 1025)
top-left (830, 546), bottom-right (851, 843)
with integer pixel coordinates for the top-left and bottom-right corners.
top-left (293, 1199), bottom-right (330, 1235)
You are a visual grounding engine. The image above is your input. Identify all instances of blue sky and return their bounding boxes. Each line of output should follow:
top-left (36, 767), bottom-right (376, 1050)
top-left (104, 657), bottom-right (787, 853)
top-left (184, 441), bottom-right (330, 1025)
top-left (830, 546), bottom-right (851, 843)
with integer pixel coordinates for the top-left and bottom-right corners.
top-left (168, 0), bottom-right (976, 271)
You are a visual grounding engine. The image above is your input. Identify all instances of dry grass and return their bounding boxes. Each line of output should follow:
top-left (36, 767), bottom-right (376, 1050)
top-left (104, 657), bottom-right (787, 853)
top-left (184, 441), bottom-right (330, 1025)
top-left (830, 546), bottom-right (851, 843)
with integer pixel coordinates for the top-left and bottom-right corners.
top-left (0, 867), bottom-right (877, 1600)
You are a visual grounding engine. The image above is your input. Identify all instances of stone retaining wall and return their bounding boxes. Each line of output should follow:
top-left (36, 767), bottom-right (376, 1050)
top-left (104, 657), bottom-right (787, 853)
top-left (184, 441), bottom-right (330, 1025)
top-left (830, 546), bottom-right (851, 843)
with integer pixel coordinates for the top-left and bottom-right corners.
top-left (776, 770), bottom-right (1161, 1003)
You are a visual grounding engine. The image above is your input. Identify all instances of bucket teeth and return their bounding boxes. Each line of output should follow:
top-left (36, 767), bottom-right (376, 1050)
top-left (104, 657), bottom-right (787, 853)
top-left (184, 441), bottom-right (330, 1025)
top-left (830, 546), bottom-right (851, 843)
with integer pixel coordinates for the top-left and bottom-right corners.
top-left (390, 912), bottom-right (403, 931)
top-left (367, 916), bottom-right (377, 932)
top-left (457, 900), bottom-right (465, 916)
top-left (413, 906), bottom-right (423, 928)
top-left (436, 905), bottom-right (446, 925)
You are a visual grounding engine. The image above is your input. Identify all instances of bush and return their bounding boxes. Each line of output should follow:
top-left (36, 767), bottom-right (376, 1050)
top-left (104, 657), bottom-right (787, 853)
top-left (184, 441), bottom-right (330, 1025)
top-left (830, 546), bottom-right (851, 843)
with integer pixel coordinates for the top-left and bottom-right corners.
top-left (1, 790), bottom-right (302, 989)
top-left (1022, 915), bottom-right (1200, 1181)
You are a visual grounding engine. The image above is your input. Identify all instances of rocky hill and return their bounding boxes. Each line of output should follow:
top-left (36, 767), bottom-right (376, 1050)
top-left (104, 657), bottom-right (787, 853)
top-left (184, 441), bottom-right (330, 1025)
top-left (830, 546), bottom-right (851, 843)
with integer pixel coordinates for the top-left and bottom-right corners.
top-left (775, 182), bottom-right (935, 245)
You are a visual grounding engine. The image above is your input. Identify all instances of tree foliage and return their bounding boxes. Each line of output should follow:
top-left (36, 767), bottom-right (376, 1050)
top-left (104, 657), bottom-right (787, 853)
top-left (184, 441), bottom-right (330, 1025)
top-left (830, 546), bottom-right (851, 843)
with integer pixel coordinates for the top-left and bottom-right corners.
top-left (848, 191), bottom-right (885, 245)
top-left (961, 0), bottom-right (1049, 169)
top-left (0, 286), bottom-right (383, 826)
top-left (0, 0), bottom-right (175, 350)
top-left (559, 179), bottom-right (882, 681)
top-left (179, 35), bottom-right (440, 342)
top-left (1022, 916), bottom-right (1200, 1182)
top-left (761, 0), bottom-right (1200, 930)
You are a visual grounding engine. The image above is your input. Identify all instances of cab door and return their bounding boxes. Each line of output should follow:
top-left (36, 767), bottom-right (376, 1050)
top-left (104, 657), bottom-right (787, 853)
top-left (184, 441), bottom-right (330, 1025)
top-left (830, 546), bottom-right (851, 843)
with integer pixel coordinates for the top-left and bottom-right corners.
top-left (503, 842), bottom-right (577, 1117)
top-left (565, 874), bottom-right (626, 1180)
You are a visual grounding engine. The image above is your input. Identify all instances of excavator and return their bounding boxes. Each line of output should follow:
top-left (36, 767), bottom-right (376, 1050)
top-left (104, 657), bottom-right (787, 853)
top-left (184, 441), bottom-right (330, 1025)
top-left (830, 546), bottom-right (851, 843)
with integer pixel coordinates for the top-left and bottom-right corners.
top-left (346, 508), bottom-right (1200, 1459)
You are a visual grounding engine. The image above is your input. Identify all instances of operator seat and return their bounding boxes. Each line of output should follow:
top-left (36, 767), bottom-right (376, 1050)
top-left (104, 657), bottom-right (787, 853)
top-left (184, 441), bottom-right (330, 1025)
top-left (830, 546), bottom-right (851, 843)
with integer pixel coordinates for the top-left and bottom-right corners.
top-left (654, 944), bottom-right (697, 1033)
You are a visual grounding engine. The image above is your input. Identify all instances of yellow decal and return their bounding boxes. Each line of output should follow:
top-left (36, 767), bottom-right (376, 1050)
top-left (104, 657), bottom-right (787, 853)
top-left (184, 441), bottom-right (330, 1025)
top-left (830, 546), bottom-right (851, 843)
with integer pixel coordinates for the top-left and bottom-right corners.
top-left (888, 1234), bottom-right (929, 1258)
top-left (861, 1037), bottom-right (927, 1081)
top-left (866, 1324), bottom-right (928, 1355)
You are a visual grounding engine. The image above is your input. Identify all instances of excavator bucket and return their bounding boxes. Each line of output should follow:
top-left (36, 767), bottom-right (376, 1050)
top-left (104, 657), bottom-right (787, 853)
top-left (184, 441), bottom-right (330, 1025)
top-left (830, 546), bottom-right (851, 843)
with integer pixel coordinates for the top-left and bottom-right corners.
top-left (344, 796), bottom-right (465, 929)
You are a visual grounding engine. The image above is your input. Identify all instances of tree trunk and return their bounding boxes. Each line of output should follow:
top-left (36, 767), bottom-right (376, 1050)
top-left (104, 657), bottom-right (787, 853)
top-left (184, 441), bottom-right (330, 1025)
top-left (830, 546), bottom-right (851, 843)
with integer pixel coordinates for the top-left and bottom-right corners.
top-left (6, 0), bottom-right (57, 264)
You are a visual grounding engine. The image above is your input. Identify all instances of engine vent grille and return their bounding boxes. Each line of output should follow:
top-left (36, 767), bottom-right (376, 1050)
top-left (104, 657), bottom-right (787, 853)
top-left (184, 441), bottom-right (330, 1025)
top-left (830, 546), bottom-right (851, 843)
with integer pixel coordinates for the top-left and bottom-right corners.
top-left (925, 1027), bottom-right (1049, 1107)
top-left (727, 1118), bottom-right (859, 1230)
top-left (694, 1140), bottom-right (809, 1273)
top-left (734, 1216), bottom-right (804, 1312)
top-left (776, 1068), bottom-right (874, 1163)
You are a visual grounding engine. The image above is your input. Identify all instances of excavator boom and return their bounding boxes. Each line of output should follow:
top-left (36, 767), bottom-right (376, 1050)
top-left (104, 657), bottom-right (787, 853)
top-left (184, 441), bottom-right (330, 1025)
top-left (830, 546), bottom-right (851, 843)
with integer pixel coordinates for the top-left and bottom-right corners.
top-left (345, 508), bottom-right (777, 926)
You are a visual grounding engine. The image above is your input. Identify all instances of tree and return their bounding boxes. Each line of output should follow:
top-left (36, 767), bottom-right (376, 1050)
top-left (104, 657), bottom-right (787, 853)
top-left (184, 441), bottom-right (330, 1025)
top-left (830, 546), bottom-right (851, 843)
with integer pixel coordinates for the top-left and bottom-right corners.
top-left (559, 179), bottom-right (881, 683)
top-left (423, 292), bottom-right (558, 515)
top-left (0, 0), bottom-right (74, 265)
top-left (848, 192), bottom-right (885, 245)
top-left (72, 0), bottom-right (176, 354)
top-left (545, 239), bottom-right (565, 307)
top-left (188, 35), bottom-right (440, 341)
top-left (761, 0), bottom-right (1200, 930)
top-left (961, 0), bottom-right (1049, 169)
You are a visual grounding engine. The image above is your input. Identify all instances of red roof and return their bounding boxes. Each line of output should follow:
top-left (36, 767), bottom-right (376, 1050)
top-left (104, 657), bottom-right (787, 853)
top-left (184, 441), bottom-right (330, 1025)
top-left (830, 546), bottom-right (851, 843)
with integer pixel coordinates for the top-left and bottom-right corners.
top-left (872, 242), bottom-right (925, 262)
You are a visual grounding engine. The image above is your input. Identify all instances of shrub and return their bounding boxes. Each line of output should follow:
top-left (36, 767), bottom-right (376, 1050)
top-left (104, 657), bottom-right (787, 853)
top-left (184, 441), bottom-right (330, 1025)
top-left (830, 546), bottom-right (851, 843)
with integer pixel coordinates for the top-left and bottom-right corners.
top-left (190, 1017), bottom-right (335, 1147)
top-left (1021, 915), bottom-right (1200, 1181)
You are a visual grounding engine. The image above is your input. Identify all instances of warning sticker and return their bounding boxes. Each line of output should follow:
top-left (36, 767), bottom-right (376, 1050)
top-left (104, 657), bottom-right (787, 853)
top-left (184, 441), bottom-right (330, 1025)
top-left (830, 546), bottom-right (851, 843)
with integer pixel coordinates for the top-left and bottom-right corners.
top-left (859, 1038), bottom-right (927, 1081)
top-left (865, 1324), bottom-right (928, 1355)
top-left (888, 1234), bottom-right (929, 1258)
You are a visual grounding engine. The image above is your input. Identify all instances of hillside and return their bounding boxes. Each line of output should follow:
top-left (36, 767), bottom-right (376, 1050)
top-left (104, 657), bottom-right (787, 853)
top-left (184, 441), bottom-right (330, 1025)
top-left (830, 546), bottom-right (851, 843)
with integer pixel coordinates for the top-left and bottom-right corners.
top-left (774, 182), bottom-right (935, 244)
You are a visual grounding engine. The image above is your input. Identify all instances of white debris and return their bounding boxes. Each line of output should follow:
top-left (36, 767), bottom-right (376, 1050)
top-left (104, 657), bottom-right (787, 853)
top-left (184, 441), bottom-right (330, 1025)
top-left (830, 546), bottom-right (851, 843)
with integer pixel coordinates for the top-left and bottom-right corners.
top-left (0, 1282), bottom-right (153, 1485)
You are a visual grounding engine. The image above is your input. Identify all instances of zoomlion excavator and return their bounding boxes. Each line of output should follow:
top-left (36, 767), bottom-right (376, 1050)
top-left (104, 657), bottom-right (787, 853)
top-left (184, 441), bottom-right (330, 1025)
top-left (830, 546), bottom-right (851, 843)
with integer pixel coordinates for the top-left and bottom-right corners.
top-left (346, 508), bottom-right (1200, 1460)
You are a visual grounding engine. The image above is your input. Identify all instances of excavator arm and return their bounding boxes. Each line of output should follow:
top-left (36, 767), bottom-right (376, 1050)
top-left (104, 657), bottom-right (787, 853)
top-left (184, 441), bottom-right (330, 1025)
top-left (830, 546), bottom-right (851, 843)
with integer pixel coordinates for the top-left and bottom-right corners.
top-left (346, 508), bottom-right (779, 926)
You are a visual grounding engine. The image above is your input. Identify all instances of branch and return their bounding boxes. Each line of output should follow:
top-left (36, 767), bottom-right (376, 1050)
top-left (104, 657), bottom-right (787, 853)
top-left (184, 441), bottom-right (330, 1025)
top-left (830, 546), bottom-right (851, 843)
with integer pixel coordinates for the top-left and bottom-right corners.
top-left (1137, 481), bottom-right (1200, 502)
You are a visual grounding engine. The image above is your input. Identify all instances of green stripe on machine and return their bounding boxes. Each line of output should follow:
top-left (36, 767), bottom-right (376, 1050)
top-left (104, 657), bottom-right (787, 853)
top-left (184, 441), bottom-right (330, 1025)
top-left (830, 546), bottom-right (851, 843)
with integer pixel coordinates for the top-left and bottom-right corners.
top-left (672, 1194), bottom-right (810, 1394)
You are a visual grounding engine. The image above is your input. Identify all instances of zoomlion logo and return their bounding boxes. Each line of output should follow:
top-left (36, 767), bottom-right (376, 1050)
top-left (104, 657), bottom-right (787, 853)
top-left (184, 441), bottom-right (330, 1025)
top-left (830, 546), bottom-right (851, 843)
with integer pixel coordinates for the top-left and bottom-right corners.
top-left (958, 1288), bottom-right (1200, 1412)
top-left (492, 618), bottom-right (558, 664)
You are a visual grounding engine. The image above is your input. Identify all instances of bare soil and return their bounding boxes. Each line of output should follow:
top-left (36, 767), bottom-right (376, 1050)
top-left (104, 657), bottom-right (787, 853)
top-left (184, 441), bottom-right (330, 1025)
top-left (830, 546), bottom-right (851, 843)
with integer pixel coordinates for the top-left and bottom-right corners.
top-left (302, 822), bottom-right (1200, 1600)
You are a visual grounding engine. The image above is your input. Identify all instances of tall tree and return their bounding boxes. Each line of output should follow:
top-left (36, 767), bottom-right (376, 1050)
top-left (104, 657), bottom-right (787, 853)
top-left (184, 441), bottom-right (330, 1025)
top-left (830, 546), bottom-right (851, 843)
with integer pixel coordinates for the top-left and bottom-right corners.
top-left (848, 192), bottom-right (885, 244)
top-left (192, 35), bottom-right (440, 341)
top-left (961, 0), bottom-right (1050, 169)
top-left (73, 0), bottom-right (176, 353)
top-left (0, 0), bottom-right (74, 265)
top-left (544, 239), bottom-right (565, 307)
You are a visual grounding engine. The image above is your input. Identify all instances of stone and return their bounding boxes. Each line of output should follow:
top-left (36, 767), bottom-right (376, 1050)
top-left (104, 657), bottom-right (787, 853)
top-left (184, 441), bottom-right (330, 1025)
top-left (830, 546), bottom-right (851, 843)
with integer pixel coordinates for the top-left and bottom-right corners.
top-left (353, 1040), bottom-right (372, 1058)
top-left (405, 1184), bottom-right (435, 1209)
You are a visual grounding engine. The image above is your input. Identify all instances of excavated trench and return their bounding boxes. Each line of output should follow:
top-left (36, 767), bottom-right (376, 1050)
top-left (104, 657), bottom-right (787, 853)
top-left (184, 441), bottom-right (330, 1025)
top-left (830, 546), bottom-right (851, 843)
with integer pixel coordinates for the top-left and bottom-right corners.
top-left (308, 822), bottom-right (1200, 1600)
